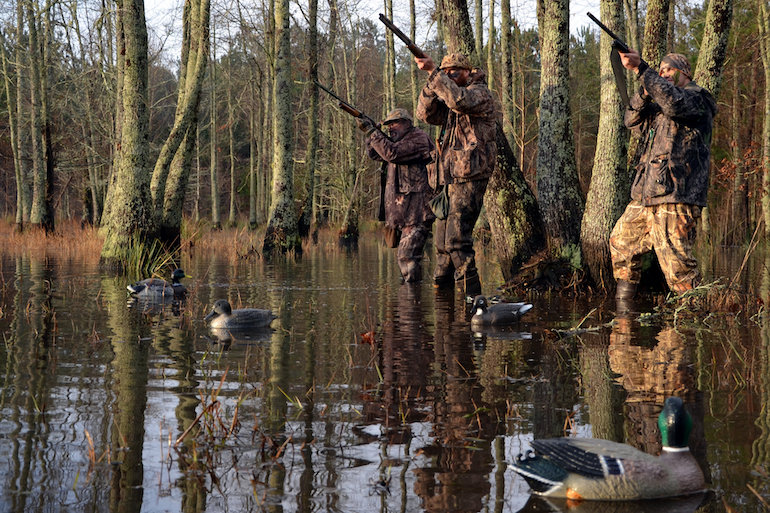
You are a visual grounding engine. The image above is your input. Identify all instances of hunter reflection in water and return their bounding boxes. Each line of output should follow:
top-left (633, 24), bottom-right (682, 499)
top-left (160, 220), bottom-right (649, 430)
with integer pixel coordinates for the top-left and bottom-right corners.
top-left (609, 316), bottom-right (710, 482)
top-left (413, 289), bottom-right (497, 513)
top-left (362, 283), bottom-right (435, 438)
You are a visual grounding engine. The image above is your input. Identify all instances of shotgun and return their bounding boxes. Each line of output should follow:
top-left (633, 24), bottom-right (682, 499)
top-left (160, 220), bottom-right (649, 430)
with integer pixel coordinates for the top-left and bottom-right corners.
top-left (378, 14), bottom-right (427, 59)
top-left (586, 12), bottom-right (650, 106)
top-left (315, 81), bottom-right (383, 131)
top-left (314, 81), bottom-right (389, 220)
top-left (587, 12), bottom-right (630, 53)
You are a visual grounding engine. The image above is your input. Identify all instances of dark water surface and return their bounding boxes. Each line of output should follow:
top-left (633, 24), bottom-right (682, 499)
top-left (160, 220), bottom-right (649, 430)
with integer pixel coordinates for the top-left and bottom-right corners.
top-left (0, 239), bottom-right (768, 512)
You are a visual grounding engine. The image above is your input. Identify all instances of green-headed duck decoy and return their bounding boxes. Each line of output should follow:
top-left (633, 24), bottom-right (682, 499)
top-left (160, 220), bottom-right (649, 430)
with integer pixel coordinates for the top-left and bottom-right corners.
top-left (470, 295), bottom-right (532, 326)
top-left (509, 397), bottom-right (705, 500)
top-left (127, 268), bottom-right (189, 299)
top-left (204, 299), bottom-right (277, 330)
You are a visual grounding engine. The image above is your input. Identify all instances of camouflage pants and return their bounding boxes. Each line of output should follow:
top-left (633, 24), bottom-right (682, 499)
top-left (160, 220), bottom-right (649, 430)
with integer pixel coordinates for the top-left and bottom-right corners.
top-left (398, 223), bottom-right (431, 282)
top-left (434, 179), bottom-right (488, 282)
top-left (609, 201), bottom-right (701, 293)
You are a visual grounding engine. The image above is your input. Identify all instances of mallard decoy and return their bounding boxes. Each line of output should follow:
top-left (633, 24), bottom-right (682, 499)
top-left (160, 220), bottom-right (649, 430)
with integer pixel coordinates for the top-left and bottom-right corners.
top-left (520, 492), bottom-right (706, 513)
top-left (470, 295), bottom-right (532, 326)
top-left (127, 268), bottom-right (189, 298)
top-left (510, 397), bottom-right (705, 501)
top-left (204, 299), bottom-right (277, 330)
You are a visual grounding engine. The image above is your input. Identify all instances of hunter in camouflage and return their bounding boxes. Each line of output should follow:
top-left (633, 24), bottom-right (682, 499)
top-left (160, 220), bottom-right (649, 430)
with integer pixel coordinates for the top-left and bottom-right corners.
top-left (359, 108), bottom-right (435, 282)
top-left (415, 52), bottom-right (501, 295)
top-left (610, 51), bottom-right (717, 300)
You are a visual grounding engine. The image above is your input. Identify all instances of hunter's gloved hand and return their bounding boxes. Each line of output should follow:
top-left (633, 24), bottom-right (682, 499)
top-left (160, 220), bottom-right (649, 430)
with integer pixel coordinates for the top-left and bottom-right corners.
top-left (356, 118), bottom-right (375, 135)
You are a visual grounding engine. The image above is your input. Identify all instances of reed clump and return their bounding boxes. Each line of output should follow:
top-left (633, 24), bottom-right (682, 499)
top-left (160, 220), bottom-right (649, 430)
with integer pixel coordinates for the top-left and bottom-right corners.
top-left (639, 280), bottom-right (760, 326)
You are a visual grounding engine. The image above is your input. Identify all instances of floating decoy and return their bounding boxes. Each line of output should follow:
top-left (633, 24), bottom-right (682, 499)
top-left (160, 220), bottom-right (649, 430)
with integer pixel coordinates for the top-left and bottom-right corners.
top-left (470, 295), bottom-right (532, 326)
top-left (127, 268), bottom-right (189, 298)
top-left (519, 492), bottom-right (706, 513)
top-left (509, 397), bottom-right (705, 501)
top-left (204, 299), bottom-right (277, 330)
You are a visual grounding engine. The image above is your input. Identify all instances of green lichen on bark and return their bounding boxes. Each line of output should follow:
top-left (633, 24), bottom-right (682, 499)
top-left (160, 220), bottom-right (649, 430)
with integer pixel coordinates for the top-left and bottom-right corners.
top-left (580, 0), bottom-right (630, 289)
top-left (263, 0), bottom-right (300, 255)
top-left (536, 0), bottom-right (584, 254)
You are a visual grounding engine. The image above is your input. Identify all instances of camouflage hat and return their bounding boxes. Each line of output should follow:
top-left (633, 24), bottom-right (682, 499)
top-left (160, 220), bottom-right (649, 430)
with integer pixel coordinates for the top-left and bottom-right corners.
top-left (660, 53), bottom-right (691, 79)
top-left (439, 53), bottom-right (472, 70)
top-left (382, 107), bottom-right (413, 125)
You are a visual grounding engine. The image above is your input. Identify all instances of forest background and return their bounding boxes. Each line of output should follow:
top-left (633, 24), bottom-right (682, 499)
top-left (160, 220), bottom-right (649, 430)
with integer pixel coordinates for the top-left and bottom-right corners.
top-left (0, 0), bottom-right (765, 290)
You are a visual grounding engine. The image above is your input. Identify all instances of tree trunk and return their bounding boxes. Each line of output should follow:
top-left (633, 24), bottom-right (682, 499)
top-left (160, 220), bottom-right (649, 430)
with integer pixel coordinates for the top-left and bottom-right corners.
top-left (303, 0), bottom-right (319, 238)
top-left (759, 0), bottom-right (770, 235)
top-left (438, 0), bottom-right (476, 60)
top-left (500, 0), bottom-right (514, 147)
top-left (486, 130), bottom-right (546, 282)
top-left (624, 0), bottom-right (640, 51)
top-left (258, 73), bottom-right (269, 225)
top-left (263, 0), bottom-right (300, 254)
top-left (694, 0), bottom-right (733, 242)
top-left (195, 121), bottom-right (201, 222)
top-left (536, 0), bottom-right (583, 257)
top-left (227, 41), bottom-right (236, 227)
top-left (101, 0), bottom-right (124, 227)
top-left (27, 0), bottom-right (52, 232)
top-left (151, 0), bottom-right (210, 241)
top-left (16, 0), bottom-right (30, 225)
top-left (580, 0), bottom-right (630, 290)
top-left (384, 0), bottom-right (395, 112)
top-left (693, 0), bottom-right (733, 98)
top-left (667, 0), bottom-right (676, 52)
top-left (249, 82), bottom-right (259, 230)
top-left (474, 0), bottom-right (483, 60)
top-left (209, 21), bottom-right (221, 230)
top-left (0, 35), bottom-right (23, 229)
top-left (435, 0), bottom-right (446, 56)
top-left (728, 58), bottom-right (747, 245)
top-left (100, 0), bottom-right (153, 267)
top-left (41, 2), bottom-right (54, 231)
top-left (163, 122), bottom-right (197, 238)
top-left (642, 0), bottom-right (670, 66)
top-left (622, 0), bottom-right (641, 105)
top-left (486, 0), bottom-right (495, 91)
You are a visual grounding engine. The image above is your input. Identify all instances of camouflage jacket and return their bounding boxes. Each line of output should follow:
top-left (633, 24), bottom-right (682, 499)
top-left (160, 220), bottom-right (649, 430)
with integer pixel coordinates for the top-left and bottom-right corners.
top-left (416, 68), bottom-right (500, 185)
top-left (367, 125), bottom-right (434, 194)
top-left (367, 126), bottom-right (435, 227)
top-left (625, 67), bottom-right (717, 207)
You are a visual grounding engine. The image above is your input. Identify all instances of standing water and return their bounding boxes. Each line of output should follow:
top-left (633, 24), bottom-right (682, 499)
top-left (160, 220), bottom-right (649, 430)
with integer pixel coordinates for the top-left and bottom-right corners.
top-left (0, 238), bottom-right (768, 512)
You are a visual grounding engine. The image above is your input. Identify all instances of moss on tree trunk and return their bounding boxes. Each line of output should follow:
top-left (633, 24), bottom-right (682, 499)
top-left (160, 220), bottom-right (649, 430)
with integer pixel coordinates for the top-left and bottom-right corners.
top-left (580, 0), bottom-right (630, 290)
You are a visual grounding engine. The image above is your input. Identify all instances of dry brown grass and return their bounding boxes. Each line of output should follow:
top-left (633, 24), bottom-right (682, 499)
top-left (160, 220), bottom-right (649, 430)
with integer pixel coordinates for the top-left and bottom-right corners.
top-left (0, 219), bottom-right (103, 262)
top-left (0, 218), bottom-right (384, 267)
top-left (185, 221), bottom-right (381, 261)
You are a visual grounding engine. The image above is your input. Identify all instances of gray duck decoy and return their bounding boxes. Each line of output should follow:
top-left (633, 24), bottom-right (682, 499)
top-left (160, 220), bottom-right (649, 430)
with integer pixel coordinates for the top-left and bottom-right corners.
top-left (127, 268), bottom-right (189, 298)
top-left (204, 299), bottom-right (277, 330)
top-left (509, 397), bottom-right (706, 501)
top-left (470, 295), bottom-right (532, 326)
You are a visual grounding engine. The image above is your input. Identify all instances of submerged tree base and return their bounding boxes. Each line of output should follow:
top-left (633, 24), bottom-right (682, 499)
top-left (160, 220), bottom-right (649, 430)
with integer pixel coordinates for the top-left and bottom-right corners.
top-left (337, 228), bottom-right (359, 250)
top-left (498, 249), bottom-right (586, 294)
top-left (262, 226), bottom-right (302, 256)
